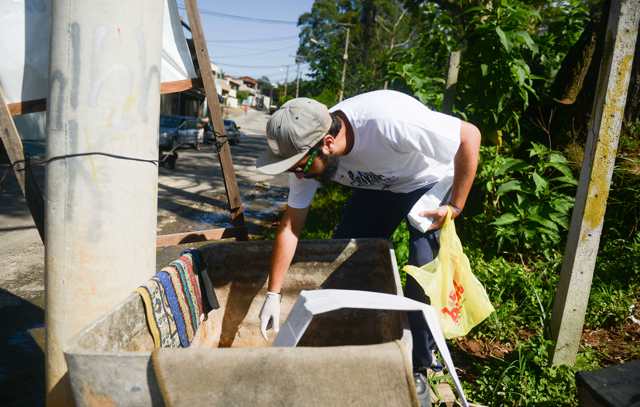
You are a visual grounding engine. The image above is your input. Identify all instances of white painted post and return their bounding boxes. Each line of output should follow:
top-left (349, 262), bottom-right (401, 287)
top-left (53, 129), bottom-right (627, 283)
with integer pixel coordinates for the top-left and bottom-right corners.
top-left (550, 0), bottom-right (640, 366)
top-left (45, 1), bottom-right (163, 404)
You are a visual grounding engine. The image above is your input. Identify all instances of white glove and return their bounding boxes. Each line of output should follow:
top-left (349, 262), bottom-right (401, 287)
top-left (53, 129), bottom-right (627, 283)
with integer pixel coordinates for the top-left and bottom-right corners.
top-left (259, 291), bottom-right (281, 341)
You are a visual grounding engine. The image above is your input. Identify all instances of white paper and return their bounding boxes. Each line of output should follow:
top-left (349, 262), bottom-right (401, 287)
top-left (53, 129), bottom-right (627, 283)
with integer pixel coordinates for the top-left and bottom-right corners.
top-left (274, 289), bottom-right (469, 407)
top-left (407, 171), bottom-right (454, 233)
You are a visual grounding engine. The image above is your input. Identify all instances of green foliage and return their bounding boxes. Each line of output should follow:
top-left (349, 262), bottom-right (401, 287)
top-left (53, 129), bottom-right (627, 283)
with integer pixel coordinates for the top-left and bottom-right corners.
top-left (267, 3), bottom-right (640, 406)
top-left (388, 1), bottom-right (591, 145)
top-left (390, 58), bottom-right (445, 108)
top-left (279, 94), bottom-right (295, 106)
top-left (586, 233), bottom-right (640, 328)
top-left (457, 1), bottom-right (544, 139)
top-left (468, 335), bottom-right (580, 406)
top-left (467, 251), bottom-right (561, 342)
top-left (298, 0), bottom-right (414, 99)
top-left (313, 88), bottom-right (339, 108)
top-left (470, 143), bottom-right (577, 258)
top-left (391, 220), bottom-right (410, 285)
top-left (299, 183), bottom-right (350, 240)
top-left (236, 90), bottom-right (251, 103)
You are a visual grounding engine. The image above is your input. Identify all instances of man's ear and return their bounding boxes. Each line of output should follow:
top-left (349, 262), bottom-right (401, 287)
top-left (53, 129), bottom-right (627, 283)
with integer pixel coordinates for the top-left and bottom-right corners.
top-left (321, 134), bottom-right (335, 155)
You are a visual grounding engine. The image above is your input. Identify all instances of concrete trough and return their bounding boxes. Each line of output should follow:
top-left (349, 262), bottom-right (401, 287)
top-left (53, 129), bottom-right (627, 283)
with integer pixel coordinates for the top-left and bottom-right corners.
top-left (64, 239), bottom-right (412, 406)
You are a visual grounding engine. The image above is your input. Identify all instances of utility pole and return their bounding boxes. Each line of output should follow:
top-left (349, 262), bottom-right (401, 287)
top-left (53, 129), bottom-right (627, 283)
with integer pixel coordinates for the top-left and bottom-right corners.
top-left (46, 1), bottom-right (163, 404)
top-left (550, 0), bottom-right (639, 366)
top-left (295, 55), bottom-right (303, 98)
top-left (338, 26), bottom-right (350, 102)
top-left (283, 65), bottom-right (289, 99)
top-left (269, 86), bottom-right (273, 109)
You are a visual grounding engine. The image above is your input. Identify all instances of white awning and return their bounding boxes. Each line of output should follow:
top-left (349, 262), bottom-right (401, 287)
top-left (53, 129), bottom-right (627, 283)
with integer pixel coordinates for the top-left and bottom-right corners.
top-left (0, 0), bottom-right (196, 106)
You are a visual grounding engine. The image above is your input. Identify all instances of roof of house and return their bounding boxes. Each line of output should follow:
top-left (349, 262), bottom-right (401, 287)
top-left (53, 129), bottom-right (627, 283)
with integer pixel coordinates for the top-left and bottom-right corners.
top-left (239, 76), bottom-right (258, 86)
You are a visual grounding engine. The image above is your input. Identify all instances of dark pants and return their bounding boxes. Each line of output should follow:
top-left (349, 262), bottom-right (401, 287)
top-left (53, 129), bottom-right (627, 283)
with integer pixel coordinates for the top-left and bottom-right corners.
top-left (332, 185), bottom-right (439, 370)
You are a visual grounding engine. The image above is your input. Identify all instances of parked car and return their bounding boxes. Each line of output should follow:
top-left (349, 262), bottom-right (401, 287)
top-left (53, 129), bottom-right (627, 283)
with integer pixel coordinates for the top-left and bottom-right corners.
top-left (159, 115), bottom-right (184, 169)
top-left (203, 119), bottom-right (244, 145)
top-left (158, 115), bottom-right (204, 170)
top-left (159, 115), bottom-right (182, 151)
top-left (224, 119), bottom-right (243, 145)
top-left (175, 118), bottom-right (204, 150)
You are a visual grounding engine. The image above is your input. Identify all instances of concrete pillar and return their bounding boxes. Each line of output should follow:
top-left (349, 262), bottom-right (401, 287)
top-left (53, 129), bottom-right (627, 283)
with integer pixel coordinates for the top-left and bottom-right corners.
top-left (551, 0), bottom-right (639, 366)
top-left (45, 1), bottom-right (163, 404)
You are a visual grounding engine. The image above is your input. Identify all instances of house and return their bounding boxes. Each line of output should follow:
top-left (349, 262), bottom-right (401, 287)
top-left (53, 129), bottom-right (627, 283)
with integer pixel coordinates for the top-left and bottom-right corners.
top-left (223, 76), bottom-right (242, 108)
top-left (239, 76), bottom-right (259, 92)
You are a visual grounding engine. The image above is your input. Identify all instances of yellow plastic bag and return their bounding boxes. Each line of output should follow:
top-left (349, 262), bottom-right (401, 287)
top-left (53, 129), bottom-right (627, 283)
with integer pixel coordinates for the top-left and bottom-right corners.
top-left (403, 208), bottom-right (494, 339)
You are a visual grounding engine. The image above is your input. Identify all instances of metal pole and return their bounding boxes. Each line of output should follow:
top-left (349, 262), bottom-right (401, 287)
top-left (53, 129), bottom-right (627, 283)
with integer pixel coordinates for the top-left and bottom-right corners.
top-left (295, 62), bottom-right (301, 98)
top-left (338, 26), bottom-right (350, 102)
top-left (550, 0), bottom-right (640, 366)
top-left (283, 65), bottom-right (289, 99)
top-left (46, 1), bottom-right (163, 404)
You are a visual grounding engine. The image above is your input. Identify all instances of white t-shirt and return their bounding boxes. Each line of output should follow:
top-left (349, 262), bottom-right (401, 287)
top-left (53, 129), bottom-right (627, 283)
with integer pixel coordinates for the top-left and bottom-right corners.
top-left (287, 90), bottom-right (461, 209)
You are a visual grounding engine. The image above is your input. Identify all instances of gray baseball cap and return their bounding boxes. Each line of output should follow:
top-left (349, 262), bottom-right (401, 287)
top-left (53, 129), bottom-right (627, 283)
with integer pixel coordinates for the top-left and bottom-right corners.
top-left (256, 98), bottom-right (332, 175)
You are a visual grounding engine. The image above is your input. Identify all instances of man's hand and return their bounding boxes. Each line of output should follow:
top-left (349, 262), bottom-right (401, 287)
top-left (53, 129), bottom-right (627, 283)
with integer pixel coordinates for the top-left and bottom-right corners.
top-left (419, 205), bottom-right (460, 231)
top-left (259, 291), bottom-right (281, 340)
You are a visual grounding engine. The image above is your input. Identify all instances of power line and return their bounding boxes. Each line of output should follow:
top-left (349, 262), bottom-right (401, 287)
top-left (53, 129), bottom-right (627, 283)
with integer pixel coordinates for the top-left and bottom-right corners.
top-left (213, 45), bottom-right (295, 59)
top-left (177, 6), bottom-right (297, 25)
top-left (207, 35), bottom-right (298, 44)
top-left (214, 62), bottom-right (295, 69)
top-left (209, 44), bottom-right (292, 51)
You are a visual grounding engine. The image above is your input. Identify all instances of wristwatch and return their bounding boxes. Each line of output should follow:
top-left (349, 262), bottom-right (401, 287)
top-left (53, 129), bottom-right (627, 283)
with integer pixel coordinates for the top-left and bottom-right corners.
top-left (447, 202), bottom-right (462, 217)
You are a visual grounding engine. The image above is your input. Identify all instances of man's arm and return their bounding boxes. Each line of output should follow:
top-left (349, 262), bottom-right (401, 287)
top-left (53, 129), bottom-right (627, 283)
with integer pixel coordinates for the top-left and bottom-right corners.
top-left (449, 121), bottom-right (481, 212)
top-left (259, 205), bottom-right (309, 340)
top-left (421, 120), bottom-right (481, 229)
top-left (268, 205), bottom-right (309, 293)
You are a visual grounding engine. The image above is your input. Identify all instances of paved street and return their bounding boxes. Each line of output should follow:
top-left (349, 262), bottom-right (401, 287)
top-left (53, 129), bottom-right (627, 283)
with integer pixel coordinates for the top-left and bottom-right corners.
top-left (0, 108), bottom-right (286, 405)
top-left (157, 108), bottom-right (288, 236)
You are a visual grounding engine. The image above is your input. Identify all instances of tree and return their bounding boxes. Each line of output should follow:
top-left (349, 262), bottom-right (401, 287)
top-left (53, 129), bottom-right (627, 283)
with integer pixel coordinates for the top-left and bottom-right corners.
top-left (298, 0), bottom-right (413, 101)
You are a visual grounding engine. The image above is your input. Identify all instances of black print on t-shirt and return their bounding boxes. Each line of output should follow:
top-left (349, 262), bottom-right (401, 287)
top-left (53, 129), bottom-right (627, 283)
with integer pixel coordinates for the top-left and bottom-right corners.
top-left (347, 170), bottom-right (397, 189)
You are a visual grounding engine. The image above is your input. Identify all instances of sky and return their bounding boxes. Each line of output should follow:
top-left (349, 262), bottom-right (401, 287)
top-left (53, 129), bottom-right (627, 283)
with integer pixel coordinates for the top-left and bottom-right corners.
top-left (178, 0), bottom-right (315, 85)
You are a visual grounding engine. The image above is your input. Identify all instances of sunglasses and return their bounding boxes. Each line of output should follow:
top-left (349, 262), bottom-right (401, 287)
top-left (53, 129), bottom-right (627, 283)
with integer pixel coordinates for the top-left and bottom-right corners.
top-left (288, 148), bottom-right (320, 175)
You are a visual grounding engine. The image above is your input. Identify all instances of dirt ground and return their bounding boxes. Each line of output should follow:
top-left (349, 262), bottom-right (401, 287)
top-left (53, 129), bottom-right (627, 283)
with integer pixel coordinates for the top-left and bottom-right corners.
top-left (0, 107), bottom-right (287, 406)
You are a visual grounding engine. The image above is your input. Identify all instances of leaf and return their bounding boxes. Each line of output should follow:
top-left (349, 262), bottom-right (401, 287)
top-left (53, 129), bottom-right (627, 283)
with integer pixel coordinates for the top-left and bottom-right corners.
top-left (497, 180), bottom-right (523, 195)
top-left (495, 158), bottom-right (528, 176)
top-left (549, 198), bottom-right (574, 214)
top-left (511, 64), bottom-right (526, 85)
top-left (496, 27), bottom-right (512, 52)
top-left (492, 213), bottom-right (519, 226)
top-left (529, 214), bottom-right (559, 231)
top-left (481, 64), bottom-right (488, 76)
top-left (550, 176), bottom-right (578, 186)
top-left (548, 153), bottom-right (568, 164)
top-left (514, 31), bottom-right (539, 54)
top-left (548, 212), bottom-right (569, 229)
top-left (532, 172), bottom-right (548, 193)
top-left (546, 162), bottom-right (574, 178)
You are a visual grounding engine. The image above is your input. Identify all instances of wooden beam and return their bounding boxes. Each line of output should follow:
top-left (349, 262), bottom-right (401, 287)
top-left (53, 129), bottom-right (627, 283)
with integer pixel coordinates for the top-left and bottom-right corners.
top-left (0, 86), bottom-right (45, 242)
top-left (7, 80), bottom-right (203, 116)
top-left (160, 78), bottom-right (203, 94)
top-left (183, 0), bottom-right (247, 239)
top-left (7, 98), bottom-right (47, 116)
top-left (550, 0), bottom-right (640, 366)
top-left (156, 226), bottom-right (247, 247)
